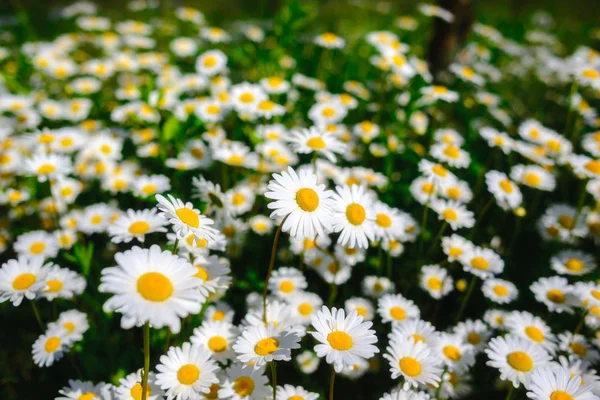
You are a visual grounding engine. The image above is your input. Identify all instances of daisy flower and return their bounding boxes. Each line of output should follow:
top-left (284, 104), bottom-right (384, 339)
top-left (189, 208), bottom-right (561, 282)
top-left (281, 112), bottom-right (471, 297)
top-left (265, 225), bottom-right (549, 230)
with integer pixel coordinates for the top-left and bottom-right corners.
top-left (264, 166), bottom-right (335, 239)
top-left (296, 351), bottom-right (320, 374)
top-left (108, 208), bottom-right (168, 244)
top-left (530, 276), bottom-right (577, 314)
top-left (0, 256), bottom-right (48, 306)
top-left (25, 153), bottom-right (73, 182)
top-left (459, 246), bottom-right (504, 279)
top-left (433, 333), bottom-right (476, 373)
top-left (551, 250), bottom-right (596, 276)
top-left (191, 320), bottom-right (238, 362)
top-left (268, 267), bottom-right (307, 300)
top-left (442, 234), bottom-right (474, 262)
top-left (156, 194), bottom-right (219, 245)
top-left (56, 380), bottom-right (113, 400)
top-left (275, 384), bottom-right (318, 400)
top-left (314, 32), bottom-right (345, 49)
top-left (309, 306), bottom-right (379, 372)
top-left (378, 294), bottom-right (420, 324)
top-left (32, 326), bottom-right (69, 367)
top-left (482, 278), bottom-right (519, 304)
top-left (115, 369), bottom-right (164, 400)
top-left (526, 365), bottom-right (597, 400)
top-left (233, 322), bottom-right (301, 369)
top-left (485, 335), bottom-right (551, 388)
top-left (99, 245), bottom-right (205, 333)
top-left (372, 203), bottom-right (404, 240)
top-left (430, 143), bottom-right (471, 168)
top-left (331, 185), bottom-right (376, 249)
top-left (505, 311), bottom-right (556, 353)
top-left (538, 204), bottom-right (587, 243)
top-left (453, 319), bottom-right (491, 350)
top-left (248, 215), bottom-right (274, 236)
top-left (48, 310), bottom-right (89, 343)
top-left (362, 275), bottom-right (395, 298)
top-left (192, 255), bottom-right (231, 296)
top-left (486, 171), bottom-right (523, 210)
top-left (418, 159), bottom-right (457, 186)
top-left (480, 127), bottom-right (514, 154)
top-left (288, 292), bottom-right (323, 325)
top-left (558, 332), bottom-right (600, 362)
top-left (430, 199), bottom-right (475, 230)
top-left (511, 164), bottom-right (556, 191)
top-left (344, 297), bottom-right (374, 321)
top-left (287, 126), bottom-right (346, 163)
top-left (219, 364), bottom-right (270, 400)
top-left (384, 336), bottom-right (443, 389)
top-left (13, 230), bottom-right (59, 259)
top-left (390, 319), bottom-right (438, 346)
top-left (40, 264), bottom-right (86, 301)
top-left (420, 264), bottom-right (453, 299)
top-left (155, 342), bottom-right (219, 399)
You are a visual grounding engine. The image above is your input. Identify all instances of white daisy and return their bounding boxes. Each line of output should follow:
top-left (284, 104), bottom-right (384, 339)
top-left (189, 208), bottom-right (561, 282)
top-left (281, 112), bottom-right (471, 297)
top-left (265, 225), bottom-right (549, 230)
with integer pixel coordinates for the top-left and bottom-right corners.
top-left (233, 322), bottom-right (300, 368)
top-left (384, 336), bottom-right (443, 389)
top-left (191, 320), bottom-right (238, 362)
top-left (108, 208), bottom-right (168, 243)
top-left (0, 256), bottom-right (48, 306)
top-left (156, 194), bottom-right (220, 245)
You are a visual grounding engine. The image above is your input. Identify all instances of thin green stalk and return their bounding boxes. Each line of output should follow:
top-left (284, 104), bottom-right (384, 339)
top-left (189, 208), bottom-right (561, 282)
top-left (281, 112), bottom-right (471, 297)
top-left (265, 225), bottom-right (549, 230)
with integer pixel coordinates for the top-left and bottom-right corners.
top-left (435, 367), bottom-right (448, 399)
top-left (141, 322), bottom-right (150, 400)
top-left (425, 222), bottom-right (448, 260)
top-left (329, 366), bottom-right (336, 400)
top-left (574, 309), bottom-right (589, 336)
top-left (328, 284), bottom-right (338, 307)
top-left (31, 301), bottom-right (44, 331)
top-left (505, 385), bottom-right (514, 400)
top-left (270, 361), bottom-right (277, 400)
top-left (172, 238), bottom-right (180, 255)
top-left (454, 276), bottom-right (477, 323)
top-left (386, 253), bottom-right (392, 280)
top-left (263, 216), bottom-right (288, 323)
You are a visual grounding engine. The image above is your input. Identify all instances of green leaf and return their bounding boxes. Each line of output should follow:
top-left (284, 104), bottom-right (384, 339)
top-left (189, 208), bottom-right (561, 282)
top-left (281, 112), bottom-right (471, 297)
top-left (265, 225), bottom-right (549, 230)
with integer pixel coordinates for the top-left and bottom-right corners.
top-left (162, 116), bottom-right (181, 142)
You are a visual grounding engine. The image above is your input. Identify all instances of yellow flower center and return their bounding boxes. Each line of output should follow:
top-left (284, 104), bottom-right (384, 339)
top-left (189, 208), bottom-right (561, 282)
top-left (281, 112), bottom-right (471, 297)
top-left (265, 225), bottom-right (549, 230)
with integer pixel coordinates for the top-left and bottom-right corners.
top-left (471, 257), bottom-right (489, 270)
top-left (592, 290), bottom-right (600, 300)
top-left (234, 377), bottom-right (255, 396)
top-left (212, 310), bottom-right (225, 321)
top-left (129, 221), bottom-right (150, 235)
top-left (322, 107), bottom-right (335, 117)
top-left (64, 322), bottom-right (75, 333)
top-left (298, 302), bottom-right (313, 316)
top-left (239, 92), bottom-right (255, 104)
top-left (137, 272), bottom-right (173, 302)
top-left (499, 179), bottom-right (514, 194)
top-left (177, 364), bottom-right (200, 385)
top-left (442, 209), bottom-right (458, 221)
top-left (421, 182), bottom-right (435, 194)
top-left (289, 396), bottom-right (305, 400)
top-left (467, 332), bottom-right (481, 345)
top-left (205, 383), bottom-right (220, 399)
top-left (506, 351), bottom-right (533, 372)
top-left (433, 85), bottom-right (448, 94)
top-left (279, 280), bottom-right (295, 293)
top-left (585, 160), bottom-right (600, 175)
top-left (565, 258), bottom-right (584, 272)
top-left (399, 357), bottom-right (422, 377)
top-left (443, 145), bottom-right (460, 159)
top-left (78, 393), bottom-right (96, 400)
top-left (550, 391), bottom-right (574, 400)
top-left (255, 337), bottom-right (279, 356)
top-left (443, 345), bottom-right (462, 361)
top-left (376, 213), bottom-right (392, 228)
top-left (208, 336), bottom-right (227, 353)
top-left (525, 326), bottom-right (544, 343)
top-left (327, 331), bottom-right (353, 351)
top-left (558, 215), bottom-right (574, 229)
top-left (194, 266), bottom-right (209, 281)
top-left (231, 193), bottom-right (245, 206)
top-left (546, 289), bottom-right (566, 304)
top-left (44, 336), bottom-right (61, 353)
top-left (389, 306), bottom-right (406, 321)
top-left (346, 203), bottom-right (366, 225)
top-left (355, 306), bottom-right (368, 317)
top-left (176, 207), bottom-right (200, 228)
top-left (12, 273), bottom-right (36, 290)
top-left (447, 187), bottom-right (461, 199)
top-left (432, 164), bottom-right (447, 177)
top-left (203, 55), bottom-right (217, 67)
top-left (37, 163), bottom-right (56, 174)
top-left (449, 247), bottom-right (463, 258)
top-left (90, 215), bottom-right (103, 225)
top-left (295, 188), bottom-right (319, 212)
top-left (30, 241), bottom-right (46, 255)
top-left (427, 277), bottom-right (442, 290)
top-left (582, 69), bottom-right (599, 79)
top-left (130, 382), bottom-right (151, 400)
top-left (306, 136), bottom-right (326, 149)
top-left (45, 279), bottom-right (63, 293)
top-left (493, 285), bottom-right (508, 296)
top-left (570, 342), bottom-right (587, 356)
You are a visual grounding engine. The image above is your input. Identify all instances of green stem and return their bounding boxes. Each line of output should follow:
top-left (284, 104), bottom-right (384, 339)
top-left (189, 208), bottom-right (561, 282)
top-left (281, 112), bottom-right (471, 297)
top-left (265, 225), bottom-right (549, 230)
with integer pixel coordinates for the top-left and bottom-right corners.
top-left (386, 253), bottom-right (392, 280)
top-left (470, 197), bottom-right (495, 237)
top-left (263, 216), bottom-right (288, 324)
top-left (328, 284), bottom-right (338, 307)
top-left (172, 238), bottom-right (180, 255)
top-left (454, 276), bottom-right (477, 323)
top-left (30, 301), bottom-right (44, 331)
top-left (435, 367), bottom-right (448, 399)
top-left (425, 222), bottom-right (448, 260)
top-left (505, 385), bottom-right (514, 400)
top-left (329, 366), bottom-right (336, 400)
top-left (141, 323), bottom-right (150, 400)
top-left (270, 361), bottom-right (277, 400)
top-left (574, 308), bottom-right (589, 336)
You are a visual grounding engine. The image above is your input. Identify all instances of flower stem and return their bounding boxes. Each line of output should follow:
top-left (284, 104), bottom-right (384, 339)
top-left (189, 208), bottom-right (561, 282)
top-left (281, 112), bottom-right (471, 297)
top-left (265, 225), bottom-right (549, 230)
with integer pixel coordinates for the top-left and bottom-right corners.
top-left (141, 322), bottom-right (150, 400)
top-left (454, 275), bottom-right (477, 323)
top-left (270, 361), bottom-right (277, 400)
top-left (172, 238), bottom-right (180, 255)
top-left (435, 367), bottom-right (447, 399)
top-left (329, 366), bottom-right (336, 400)
top-left (263, 216), bottom-right (288, 323)
top-left (425, 222), bottom-right (447, 260)
top-left (30, 301), bottom-right (44, 331)
top-left (574, 308), bottom-right (589, 336)
top-left (505, 385), bottom-right (514, 400)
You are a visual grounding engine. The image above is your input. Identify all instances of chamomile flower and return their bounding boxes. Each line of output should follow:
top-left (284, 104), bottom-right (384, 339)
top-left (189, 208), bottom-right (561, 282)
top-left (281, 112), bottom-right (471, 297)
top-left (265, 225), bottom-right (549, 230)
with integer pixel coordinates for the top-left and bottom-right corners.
top-left (287, 126), bottom-right (346, 162)
top-left (296, 350), bottom-right (320, 374)
top-left (40, 264), bottom-right (86, 301)
top-left (0, 256), bottom-right (48, 306)
top-left (233, 322), bottom-right (300, 368)
top-left (56, 380), bottom-right (113, 400)
top-left (363, 275), bottom-right (395, 297)
top-left (511, 164), bottom-right (556, 191)
top-left (331, 185), bottom-right (376, 249)
top-left (191, 320), bottom-right (238, 362)
top-left (115, 369), bottom-right (164, 400)
top-left (558, 333), bottom-right (600, 362)
top-left (219, 364), bottom-right (270, 400)
top-left (442, 234), bottom-right (474, 262)
top-left (482, 278), bottom-right (519, 304)
top-left (268, 267), bottom-right (307, 300)
top-left (430, 199), bottom-right (475, 230)
top-left (551, 250), bottom-right (596, 276)
top-left (155, 342), bottom-right (220, 399)
top-left (14, 230), bottom-right (59, 259)
top-left (108, 208), bottom-right (168, 243)
top-left (275, 385), bottom-right (318, 400)
top-left (486, 171), bottom-right (523, 210)
top-left (384, 336), bottom-right (443, 389)
top-left (344, 297), bottom-right (374, 321)
top-left (309, 306), bottom-right (379, 373)
top-left (48, 310), bottom-right (89, 343)
top-left (156, 194), bottom-right (219, 245)
top-left (32, 326), bottom-right (69, 367)
top-left (485, 335), bottom-right (551, 388)
top-left (454, 319), bottom-right (491, 350)
top-left (390, 319), bottom-right (438, 346)
top-left (264, 166), bottom-right (335, 239)
top-left (192, 255), bottom-right (231, 296)
top-left (505, 311), bottom-right (557, 353)
top-left (531, 276), bottom-right (577, 314)
top-left (430, 143), bottom-right (471, 168)
top-left (248, 215), bottom-right (273, 236)
top-left (99, 245), bottom-right (205, 333)
top-left (418, 159), bottom-right (457, 186)
top-left (526, 365), bottom-right (597, 400)
top-left (26, 153), bottom-right (73, 182)
top-left (314, 32), bottom-right (345, 49)
top-left (420, 264), bottom-right (453, 299)
top-left (288, 292), bottom-right (323, 325)
top-left (459, 246), bottom-right (504, 279)
top-left (433, 333), bottom-right (476, 373)
top-left (378, 294), bottom-right (420, 324)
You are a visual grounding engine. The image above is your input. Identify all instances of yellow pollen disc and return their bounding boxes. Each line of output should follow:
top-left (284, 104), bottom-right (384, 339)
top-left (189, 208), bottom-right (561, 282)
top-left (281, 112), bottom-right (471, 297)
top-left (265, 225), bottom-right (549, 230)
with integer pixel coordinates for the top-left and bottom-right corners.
top-left (321, 32), bottom-right (338, 43)
top-left (523, 172), bottom-right (541, 187)
top-left (212, 310), bottom-right (225, 321)
top-left (322, 107), bottom-right (335, 117)
top-left (306, 136), bottom-right (326, 149)
top-left (176, 207), bottom-right (200, 228)
top-left (205, 383), bottom-right (220, 399)
top-left (12, 273), bottom-right (36, 290)
top-left (227, 154), bottom-right (244, 165)
top-left (267, 77), bottom-right (283, 87)
top-left (442, 209), bottom-right (458, 221)
top-left (447, 187), bottom-right (461, 199)
top-left (565, 258), bottom-right (584, 272)
top-left (346, 203), bottom-right (366, 225)
top-left (525, 326), bottom-right (544, 343)
top-left (289, 396), bottom-right (305, 400)
top-left (582, 69), bottom-right (599, 79)
top-left (327, 331), bottom-right (353, 351)
top-left (355, 306), bottom-right (368, 317)
top-left (550, 391), bottom-right (574, 400)
top-left (39, 133), bottom-right (54, 144)
top-left (346, 176), bottom-right (361, 186)
top-left (427, 276), bottom-right (442, 290)
top-left (296, 188), bottom-right (319, 212)
top-left (130, 382), bottom-right (151, 400)
top-left (432, 164), bottom-right (447, 177)
top-left (449, 247), bottom-right (463, 258)
top-left (570, 342), bottom-right (587, 356)
top-left (279, 280), bottom-right (295, 293)
top-left (546, 289), bottom-right (566, 304)
top-left (37, 163), bottom-right (56, 174)
top-left (91, 215), bottom-right (103, 225)
top-left (44, 336), bottom-right (61, 353)
top-left (63, 322), bottom-right (75, 333)
top-left (258, 100), bottom-right (275, 111)
top-left (443, 345), bottom-right (462, 361)
top-left (433, 85), bottom-right (448, 94)
top-left (206, 104), bottom-right (220, 115)
top-left (471, 256), bottom-right (489, 270)
top-left (78, 393), bottom-right (96, 400)
top-left (128, 221), bottom-right (150, 235)
top-left (100, 144), bottom-right (111, 154)
top-left (507, 351), bottom-right (533, 372)
top-left (203, 55), bottom-right (217, 67)
top-left (231, 193), bottom-right (245, 206)
top-left (499, 179), bottom-right (514, 194)
top-left (298, 303), bottom-right (313, 316)
top-left (327, 261), bottom-right (340, 274)
top-left (411, 334), bottom-right (425, 343)
top-left (421, 182), bottom-right (435, 194)
top-left (208, 336), bottom-right (227, 352)
top-left (239, 92), bottom-right (255, 103)
top-left (462, 67), bottom-right (475, 78)
top-left (234, 377), bottom-right (255, 396)
top-left (399, 357), bottom-right (422, 377)
top-left (558, 215), bottom-right (574, 229)
top-left (376, 213), bottom-right (392, 228)
top-left (467, 332), bottom-right (481, 345)
top-left (389, 306), bottom-right (406, 321)
top-left (547, 139), bottom-right (561, 152)
top-left (592, 290), bottom-right (600, 300)
top-left (30, 241), bottom-right (46, 255)
top-left (493, 285), bottom-right (508, 296)
top-left (194, 266), bottom-right (209, 281)
top-left (45, 279), bottom-right (63, 293)
top-left (177, 364), bottom-right (200, 385)
top-left (443, 145), bottom-right (460, 159)
top-left (585, 160), bottom-right (600, 175)
top-left (254, 338), bottom-right (279, 356)
top-left (137, 272), bottom-right (173, 302)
